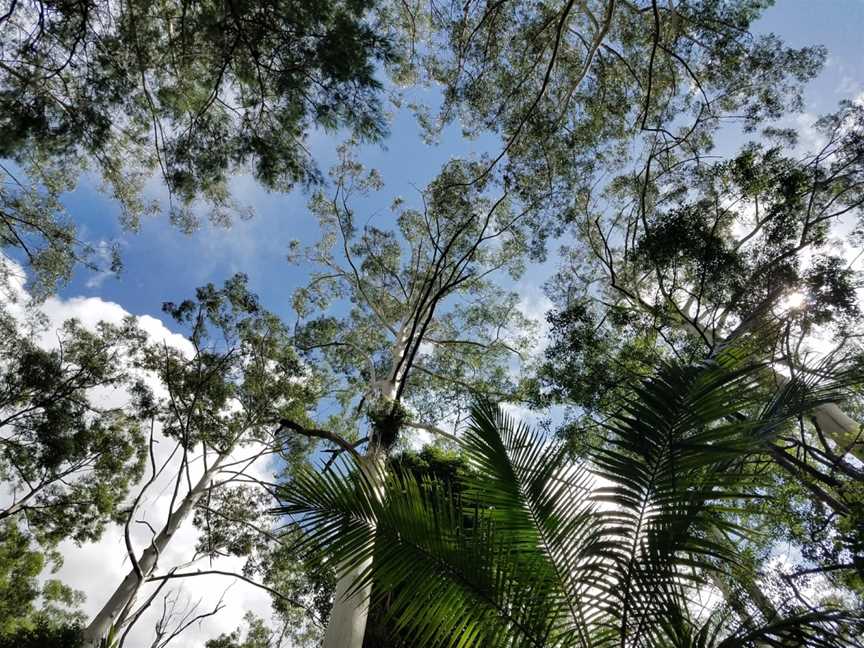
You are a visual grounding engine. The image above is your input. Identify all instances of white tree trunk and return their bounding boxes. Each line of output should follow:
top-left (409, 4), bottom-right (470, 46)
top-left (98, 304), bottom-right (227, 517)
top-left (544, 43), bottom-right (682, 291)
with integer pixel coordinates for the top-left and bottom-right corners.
top-left (811, 402), bottom-right (863, 462)
top-left (685, 311), bottom-right (863, 461)
top-left (323, 560), bottom-right (374, 648)
top-left (770, 373), bottom-right (864, 462)
top-left (322, 449), bottom-right (386, 648)
top-left (82, 453), bottom-right (228, 646)
top-left (322, 346), bottom-right (404, 648)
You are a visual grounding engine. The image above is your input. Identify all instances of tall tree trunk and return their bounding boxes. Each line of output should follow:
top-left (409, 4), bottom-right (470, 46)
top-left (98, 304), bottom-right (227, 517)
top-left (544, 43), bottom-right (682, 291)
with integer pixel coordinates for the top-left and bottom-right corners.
top-left (82, 453), bottom-right (228, 646)
top-left (323, 562), bottom-right (374, 648)
top-left (323, 450), bottom-right (385, 648)
top-left (322, 351), bottom-right (404, 648)
top-left (700, 313), bottom-right (862, 461)
top-left (811, 403), bottom-right (863, 462)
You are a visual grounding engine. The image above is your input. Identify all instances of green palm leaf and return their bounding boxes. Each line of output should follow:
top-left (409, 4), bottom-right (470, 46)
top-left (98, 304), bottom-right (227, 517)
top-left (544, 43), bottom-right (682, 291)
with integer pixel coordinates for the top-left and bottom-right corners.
top-left (276, 346), bottom-right (861, 648)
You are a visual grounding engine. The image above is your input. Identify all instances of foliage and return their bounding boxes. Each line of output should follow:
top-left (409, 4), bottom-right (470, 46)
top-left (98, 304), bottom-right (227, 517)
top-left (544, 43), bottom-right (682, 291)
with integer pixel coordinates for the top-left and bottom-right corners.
top-left (68, 274), bottom-right (323, 645)
top-left (0, 307), bottom-right (147, 544)
top-left (0, 0), bottom-right (392, 215)
top-left (384, 0), bottom-right (824, 253)
top-left (280, 347), bottom-right (863, 646)
top-left (0, 0), bottom-right (393, 293)
top-left (542, 102), bottom-right (864, 447)
top-left (1, 0), bottom-right (862, 643)
top-left (149, 273), bottom-right (316, 458)
top-left (0, 620), bottom-right (84, 648)
top-left (539, 100), bottom-right (864, 615)
top-left (362, 446), bottom-right (476, 647)
top-left (0, 157), bottom-right (116, 298)
top-left (0, 522), bottom-right (84, 638)
top-left (205, 612), bottom-right (275, 648)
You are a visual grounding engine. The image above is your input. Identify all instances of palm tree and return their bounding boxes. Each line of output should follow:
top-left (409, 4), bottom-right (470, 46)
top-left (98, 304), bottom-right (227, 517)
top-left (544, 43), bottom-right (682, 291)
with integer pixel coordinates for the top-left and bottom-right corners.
top-left (278, 349), bottom-right (863, 648)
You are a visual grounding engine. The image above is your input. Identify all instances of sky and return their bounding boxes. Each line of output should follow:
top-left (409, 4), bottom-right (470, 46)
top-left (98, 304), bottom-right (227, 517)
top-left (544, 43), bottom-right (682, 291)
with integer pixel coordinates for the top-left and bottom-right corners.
top-left (5, 1), bottom-right (864, 646)
top-left (51, 2), bottom-right (864, 327)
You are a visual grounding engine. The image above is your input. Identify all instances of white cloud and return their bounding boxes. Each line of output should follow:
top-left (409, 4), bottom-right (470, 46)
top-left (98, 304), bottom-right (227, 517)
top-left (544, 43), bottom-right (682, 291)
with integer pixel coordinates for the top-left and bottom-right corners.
top-left (0, 255), bottom-right (29, 311)
top-left (1, 255), bottom-right (280, 647)
top-left (83, 241), bottom-right (119, 290)
top-left (792, 111), bottom-right (826, 155)
top-left (517, 285), bottom-right (553, 357)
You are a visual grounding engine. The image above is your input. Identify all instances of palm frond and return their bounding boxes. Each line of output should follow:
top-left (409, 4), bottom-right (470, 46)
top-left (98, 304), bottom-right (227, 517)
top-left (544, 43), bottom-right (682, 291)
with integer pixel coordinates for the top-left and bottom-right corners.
top-left (652, 601), bottom-right (863, 648)
top-left (276, 344), bottom-right (861, 648)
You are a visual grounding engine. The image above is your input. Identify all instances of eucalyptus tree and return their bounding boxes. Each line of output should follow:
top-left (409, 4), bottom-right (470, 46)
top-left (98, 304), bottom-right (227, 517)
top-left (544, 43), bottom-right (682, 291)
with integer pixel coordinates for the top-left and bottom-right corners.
top-left (286, 147), bottom-right (536, 645)
top-left (281, 348), bottom-right (864, 647)
top-left (82, 274), bottom-right (319, 647)
top-left (536, 101), bottom-right (864, 616)
top-left (384, 0), bottom-right (824, 242)
top-left (0, 0), bottom-right (393, 292)
top-left (540, 101), bottom-right (864, 457)
top-left (0, 305), bottom-right (148, 545)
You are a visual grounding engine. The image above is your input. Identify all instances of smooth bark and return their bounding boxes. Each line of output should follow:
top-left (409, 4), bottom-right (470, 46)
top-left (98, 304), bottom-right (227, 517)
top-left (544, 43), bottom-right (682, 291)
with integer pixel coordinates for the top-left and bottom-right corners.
top-left (82, 454), bottom-right (228, 646)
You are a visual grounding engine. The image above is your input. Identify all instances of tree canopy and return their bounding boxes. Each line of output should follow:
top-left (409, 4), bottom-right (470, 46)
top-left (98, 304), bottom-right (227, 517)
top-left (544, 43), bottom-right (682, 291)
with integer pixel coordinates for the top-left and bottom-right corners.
top-left (0, 0), bottom-right (863, 646)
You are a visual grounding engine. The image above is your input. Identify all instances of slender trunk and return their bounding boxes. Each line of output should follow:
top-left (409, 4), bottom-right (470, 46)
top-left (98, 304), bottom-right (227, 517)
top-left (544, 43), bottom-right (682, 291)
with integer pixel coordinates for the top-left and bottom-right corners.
top-left (82, 453), bottom-right (228, 646)
top-left (323, 450), bottom-right (385, 648)
top-left (322, 562), bottom-right (373, 648)
top-left (322, 345), bottom-right (404, 648)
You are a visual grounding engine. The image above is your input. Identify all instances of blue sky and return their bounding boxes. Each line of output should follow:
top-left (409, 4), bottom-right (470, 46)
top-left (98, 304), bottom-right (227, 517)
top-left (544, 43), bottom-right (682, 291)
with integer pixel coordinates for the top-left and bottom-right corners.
top-left (51, 0), bottom-right (864, 336)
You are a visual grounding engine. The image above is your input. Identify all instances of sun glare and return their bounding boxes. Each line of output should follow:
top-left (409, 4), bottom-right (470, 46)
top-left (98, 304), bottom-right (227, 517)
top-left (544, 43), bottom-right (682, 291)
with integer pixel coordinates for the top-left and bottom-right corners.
top-left (783, 291), bottom-right (806, 310)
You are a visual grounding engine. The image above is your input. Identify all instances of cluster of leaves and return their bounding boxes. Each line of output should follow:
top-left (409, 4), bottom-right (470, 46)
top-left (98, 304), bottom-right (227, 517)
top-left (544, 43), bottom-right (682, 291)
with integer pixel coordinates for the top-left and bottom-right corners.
top-left (543, 102), bottom-right (864, 424)
top-left (0, 308), bottom-right (148, 544)
top-left (147, 273), bottom-right (316, 458)
top-left (0, 522), bottom-right (84, 644)
top-left (205, 612), bottom-right (279, 648)
top-left (281, 345), bottom-right (863, 647)
top-left (0, 0), bottom-right (393, 210)
top-left (0, 0), bottom-right (394, 294)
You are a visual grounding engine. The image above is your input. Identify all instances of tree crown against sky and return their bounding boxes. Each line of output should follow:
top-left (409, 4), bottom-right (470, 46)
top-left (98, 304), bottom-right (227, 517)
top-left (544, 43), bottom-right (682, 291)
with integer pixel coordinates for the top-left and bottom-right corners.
top-left (0, 0), bottom-right (832, 297)
top-left (289, 145), bottom-right (536, 448)
top-left (529, 98), bottom-right (864, 628)
top-left (538, 100), bottom-right (864, 416)
top-left (0, 0), bottom-right (392, 207)
top-left (383, 0), bottom-right (826, 251)
top-left (0, 0), bottom-right (393, 295)
top-left (79, 273), bottom-right (325, 645)
top-left (1, 0), bottom-right (864, 646)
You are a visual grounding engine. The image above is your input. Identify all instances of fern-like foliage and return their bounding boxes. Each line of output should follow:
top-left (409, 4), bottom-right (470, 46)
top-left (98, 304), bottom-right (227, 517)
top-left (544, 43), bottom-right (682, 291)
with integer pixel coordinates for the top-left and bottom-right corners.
top-left (277, 351), bottom-right (861, 648)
